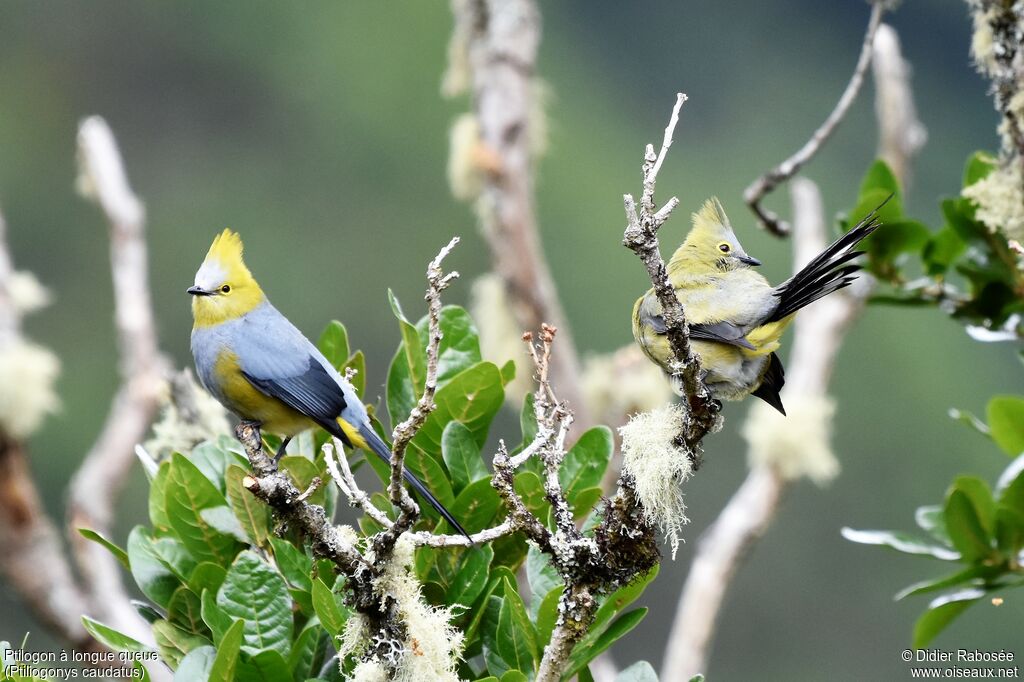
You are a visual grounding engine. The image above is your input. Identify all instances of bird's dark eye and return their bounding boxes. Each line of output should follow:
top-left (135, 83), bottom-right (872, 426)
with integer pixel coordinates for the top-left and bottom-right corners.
top-left (221, 285), bottom-right (231, 293)
top-left (718, 243), bottom-right (731, 253)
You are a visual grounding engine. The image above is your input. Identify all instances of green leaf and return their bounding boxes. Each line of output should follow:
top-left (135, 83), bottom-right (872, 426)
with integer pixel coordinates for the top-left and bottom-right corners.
top-left (174, 645), bottom-right (216, 681)
top-left (416, 305), bottom-right (482, 387)
top-left (168, 586), bottom-right (205, 634)
top-left (226, 465), bottom-right (271, 548)
top-left (152, 536), bottom-right (198, 581)
top-left (288, 620), bottom-right (324, 682)
top-left (279, 455), bottom-right (326, 507)
top-left (189, 562), bottom-right (228, 596)
top-left (859, 159), bottom-right (900, 200)
top-left (209, 619), bottom-right (243, 682)
top-left (513, 471), bottom-right (548, 518)
top-left (500, 672), bottom-right (528, 682)
top-left (915, 505), bottom-right (952, 546)
top-left (463, 567), bottom-right (515, 652)
top-left (944, 489), bottom-right (992, 563)
top-left (840, 528), bottom-right (959, 560)
top-left (127, 526), bottom-right (180, 609)
top-left (153, 619), bottom-right (210, 671)
top-left (442, 421), bottom-right (489, 494)
top-left (165, 453), bottom-right (242, 566)
top-left (499, 360), bottom-right (516, 386)
top-left (866, 220), bottom-right (930, 264)
top-left (200, 506), bottom-right (250, 544)
top-left (78, 528), bottom-right (129, 569)
top-left (994, 504), bottom-right (1024, 556)
top-left (950, 476), bottom-right (997, 536)
top-left (997, 454), bottom-right (1024, 517)
top-left (496, 577), bottom-right (538, 673)
top-left (405, 443), bottom-right (456, 518)
top-left (849, 187), bottom-right (903, 229)
top-left (189, 441), bottom-right (239, 495)
top-left (573, 487), bottom-right (604, 520)
top-left (913, 589), bottom-right (983, 648)
top-left (201, 589), bottom-right (233, 645)
top-left (923, 227), bottom-right (966, 275)
top-left (963, 150), bottom-right (997, 187)
top-left (481, 594), bottom-right (509, 678)
top-left (559, 426), bottom-right (613, 503)
top-left (894, 565), bottom-right (992, 601)
top-left (526, 544), bottom-right (561, 619)
top-left (312, 577), bottom-right (347, 636)
top-left (234, 649), bottom-right (291, 682)
top-left (535, 586), bottom-right (562, 648)
top-left (387, 343), bottom-right (418, 428)
top-left (217, 550), bottom-right (293, 658)
top-left (567, 608), bottom-right (648, 678)
top-left (389, 289), bottom-right (427, 395)
top-left (441, 476), bottom-right (502, 535)
top-left (615, 660), bottom-right (660, 682)
top-left (81, 616), bottom-right (151, 652)
top-left (317, 320), bottom-right (350, 371)
top-left (446, 545), bottom-right (494, 608)
top-left (942, 197), bottom-right (988, 244)
top-left (413, 362), bottom-right (505, 456)
top-left (987, 395), bottom-right (1024, 456)
top-left (269, 537), bottom-right (313, 593)
top-left (149, 461), bottom-right (172, 534)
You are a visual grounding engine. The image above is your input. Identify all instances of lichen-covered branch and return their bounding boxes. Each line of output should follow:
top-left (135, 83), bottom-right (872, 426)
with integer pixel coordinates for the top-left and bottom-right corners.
top-left (962, 0), bottom-right (1024, 248)
top-left (622, 93), bottom-right (717, 459)
top-left (744, 1), bottom-right (885, 236)
top-left (68, 116), bottom-right (169, 644)
top-left (444, 0), bottom-right (592, 430)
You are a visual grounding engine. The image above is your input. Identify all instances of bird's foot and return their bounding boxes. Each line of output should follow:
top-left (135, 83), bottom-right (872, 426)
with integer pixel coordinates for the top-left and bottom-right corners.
top-left (272, 436), bottom-right (292, 467)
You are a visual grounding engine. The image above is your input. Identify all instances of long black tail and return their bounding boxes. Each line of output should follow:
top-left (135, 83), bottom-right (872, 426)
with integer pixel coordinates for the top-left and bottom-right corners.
top-left (767, 203), bottom-right (885, 323)
top-left (356, 422), bottom-right (471, 540)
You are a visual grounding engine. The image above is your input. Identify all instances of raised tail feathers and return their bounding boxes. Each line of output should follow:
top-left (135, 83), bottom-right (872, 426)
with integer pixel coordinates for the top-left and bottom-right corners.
top-left (355, 421), bottom-right (472, 541)
top-left (767, 203), bottom-right (885, 323)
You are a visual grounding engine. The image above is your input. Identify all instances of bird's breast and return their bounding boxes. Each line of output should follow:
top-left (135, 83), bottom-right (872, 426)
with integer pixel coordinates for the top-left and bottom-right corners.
top-left (211, 348), bottom-right (312, 436)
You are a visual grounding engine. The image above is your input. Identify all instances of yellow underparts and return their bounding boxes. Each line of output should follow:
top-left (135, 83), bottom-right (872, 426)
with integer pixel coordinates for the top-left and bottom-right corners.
top-left (336, 417), bottom-right (367, 449)
top-left (213, 350), bottom-right (313, 436)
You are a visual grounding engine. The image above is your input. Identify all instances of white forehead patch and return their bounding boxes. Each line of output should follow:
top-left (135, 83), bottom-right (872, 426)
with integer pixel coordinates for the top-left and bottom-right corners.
top-left (194, 259), bottom-right (228, 290)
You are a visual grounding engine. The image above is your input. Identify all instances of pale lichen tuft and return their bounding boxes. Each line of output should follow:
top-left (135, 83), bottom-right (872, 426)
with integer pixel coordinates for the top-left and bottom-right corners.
top-left (742, 395), bottom-right (839, 485)
top-left (618, 404), bottom-right (692, 559)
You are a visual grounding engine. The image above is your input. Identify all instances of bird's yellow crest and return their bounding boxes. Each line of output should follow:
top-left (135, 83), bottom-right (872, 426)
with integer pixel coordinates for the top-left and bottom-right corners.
top-left (691, 197), bottom-right (731, 236)
top-left (204, 229), bottom-right (249, 276)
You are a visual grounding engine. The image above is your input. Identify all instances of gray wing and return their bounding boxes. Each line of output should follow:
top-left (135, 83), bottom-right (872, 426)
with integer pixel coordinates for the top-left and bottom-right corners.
top-left (233, 302), bottom-right (352, 425)
top-left (642, 307), bottom-right (755, 351)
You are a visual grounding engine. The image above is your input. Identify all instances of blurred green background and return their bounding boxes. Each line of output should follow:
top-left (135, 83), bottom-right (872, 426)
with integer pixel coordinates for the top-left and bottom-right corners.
top-left (1, 1), bottom-right (1020, 679)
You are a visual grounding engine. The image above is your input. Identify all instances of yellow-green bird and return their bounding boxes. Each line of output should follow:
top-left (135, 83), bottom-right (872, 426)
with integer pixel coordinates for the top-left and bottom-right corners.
top-left (632, 197), bottom-right (881, 415)
top-left (188, 230), bottom-right (469, 537)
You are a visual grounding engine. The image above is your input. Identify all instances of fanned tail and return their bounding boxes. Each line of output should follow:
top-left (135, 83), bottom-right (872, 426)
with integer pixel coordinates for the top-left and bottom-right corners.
top-left (767, 200), bottom-right (887, 323)
top-left (357, 422), bottom-right (471, 541)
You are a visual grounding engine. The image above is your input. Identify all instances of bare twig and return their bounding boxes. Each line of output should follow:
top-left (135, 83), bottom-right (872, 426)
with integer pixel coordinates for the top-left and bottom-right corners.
top-left (744, 1), bottom-right (885, 236)
top-left (622, 93), bottom-right (717, 456)
top-left (376, 237), bottom-right (460, 554)
top-left (448, 0), bottom-right (592, 431)
top-left (872, 24), bottom-right (927, 189)
top-left (67, 116), bottom-right (168, 644)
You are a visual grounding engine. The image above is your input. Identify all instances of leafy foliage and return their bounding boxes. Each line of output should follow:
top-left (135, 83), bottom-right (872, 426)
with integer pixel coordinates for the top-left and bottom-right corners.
top-left (80, 307), bottom-right (659, 679)
top-left (843, 155), bottom-right (1024, 648)
top-left (852, 156), bottom-right (1024, 339)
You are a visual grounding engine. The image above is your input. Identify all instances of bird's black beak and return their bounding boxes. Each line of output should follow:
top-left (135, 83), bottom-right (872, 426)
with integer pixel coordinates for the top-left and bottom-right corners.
top-left (187, 285), bottom-right (211, 296)
top-left (738, 254), bottom-right (762, 267)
